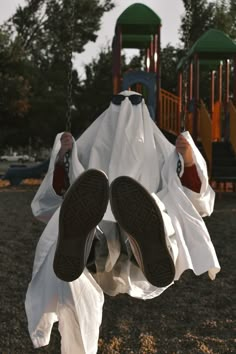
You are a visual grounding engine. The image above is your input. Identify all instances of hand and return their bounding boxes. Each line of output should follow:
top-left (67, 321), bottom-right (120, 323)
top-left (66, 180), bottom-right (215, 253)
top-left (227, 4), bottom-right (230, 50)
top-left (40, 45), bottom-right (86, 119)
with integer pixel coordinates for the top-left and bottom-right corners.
top-left (175, 134), bottom-right (194, 167)
top-left (58, 132), bottom-right (73, 164)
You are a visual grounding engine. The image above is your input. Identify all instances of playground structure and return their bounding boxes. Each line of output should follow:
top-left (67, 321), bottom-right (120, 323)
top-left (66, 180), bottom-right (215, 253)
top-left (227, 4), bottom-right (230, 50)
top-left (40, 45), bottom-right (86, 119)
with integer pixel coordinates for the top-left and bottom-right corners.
top-left (1, 3), bottom-right (236, 190)
top-left (112, 3), bottom-right (236, 191)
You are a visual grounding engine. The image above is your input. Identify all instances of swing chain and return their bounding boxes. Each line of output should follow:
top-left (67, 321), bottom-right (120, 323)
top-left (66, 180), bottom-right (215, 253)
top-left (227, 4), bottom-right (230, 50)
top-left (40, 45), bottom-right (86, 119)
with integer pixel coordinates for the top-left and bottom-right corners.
top-left (181, 0), bottom-right (192, 132)
top-left (64, 0), bottom-right (76, 191)
top-left (176, 158), bottom-right (182, 177)
top-left (177, 0), bottom-right (191, 177)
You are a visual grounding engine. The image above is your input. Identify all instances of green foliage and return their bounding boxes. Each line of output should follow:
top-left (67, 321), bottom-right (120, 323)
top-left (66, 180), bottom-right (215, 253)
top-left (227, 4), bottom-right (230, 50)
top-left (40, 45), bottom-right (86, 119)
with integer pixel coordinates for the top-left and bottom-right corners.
top-left (213, 0), bottom-right (236, 39)
top-left (0, 30), bottom-right (33, 146)
top-left (160, 45), bottom-right (183, 94)
top-left (73, 47), bottom-right (113, 136)
top-left (0, 0), bottom-right (114, 147)
top-left (180, 0), bottom-right (236, 49)
top-left (10, 0), bottom-right (114, 62)
top-left (179, 0), bottom-right (215, 49)
top-left (123, 51), bottom-right (144, 72)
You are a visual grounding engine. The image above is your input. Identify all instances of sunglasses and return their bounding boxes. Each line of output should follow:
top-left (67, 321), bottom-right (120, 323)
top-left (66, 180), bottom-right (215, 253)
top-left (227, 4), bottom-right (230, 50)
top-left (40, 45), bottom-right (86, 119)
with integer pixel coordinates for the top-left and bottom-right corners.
top-left (111, 94), bottom-right (143, 105)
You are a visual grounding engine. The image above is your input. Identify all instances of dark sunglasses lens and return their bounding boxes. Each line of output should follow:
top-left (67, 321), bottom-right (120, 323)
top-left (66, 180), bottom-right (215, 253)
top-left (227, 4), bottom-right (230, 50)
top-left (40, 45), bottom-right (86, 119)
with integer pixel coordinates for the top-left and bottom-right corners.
top-left (128, 95), bottom-right (143, 105)
top-left (111, 95), bottom-right (126, 105)
top-left (111, 94), bottom-right (143, 105)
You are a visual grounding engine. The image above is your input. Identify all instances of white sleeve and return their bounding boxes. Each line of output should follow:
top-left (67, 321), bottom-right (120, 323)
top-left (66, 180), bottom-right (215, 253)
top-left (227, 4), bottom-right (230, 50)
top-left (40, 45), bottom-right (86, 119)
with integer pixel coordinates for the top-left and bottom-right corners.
top-left (182, 184), bottom-right (215, 217)
top-left (31, 133), bottom-right (84, 223)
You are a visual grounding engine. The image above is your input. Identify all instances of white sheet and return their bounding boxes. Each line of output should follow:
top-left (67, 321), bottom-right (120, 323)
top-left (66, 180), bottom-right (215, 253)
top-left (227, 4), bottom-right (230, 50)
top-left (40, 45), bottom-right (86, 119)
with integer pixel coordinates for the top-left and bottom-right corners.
top-left (25, 91), bottom-right (220, 353)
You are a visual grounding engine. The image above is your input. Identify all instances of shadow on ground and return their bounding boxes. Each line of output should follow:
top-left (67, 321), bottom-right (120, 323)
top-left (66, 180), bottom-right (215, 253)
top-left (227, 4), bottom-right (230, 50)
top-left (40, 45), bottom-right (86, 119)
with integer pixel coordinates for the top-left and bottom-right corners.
top-left (0, 187), bottom-right (235, 353)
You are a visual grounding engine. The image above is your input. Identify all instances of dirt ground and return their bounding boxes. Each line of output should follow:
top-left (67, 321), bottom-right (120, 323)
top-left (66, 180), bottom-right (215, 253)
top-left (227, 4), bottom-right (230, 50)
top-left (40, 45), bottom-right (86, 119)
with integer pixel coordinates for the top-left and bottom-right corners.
top-left (0, 186), bottom-right (235, 354)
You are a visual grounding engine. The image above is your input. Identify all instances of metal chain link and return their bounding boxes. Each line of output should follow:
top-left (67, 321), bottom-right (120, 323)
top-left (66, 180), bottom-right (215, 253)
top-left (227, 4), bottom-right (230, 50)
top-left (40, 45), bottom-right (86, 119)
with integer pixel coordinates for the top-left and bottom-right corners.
top-left (64, 0), bottom-right (76, 191)
top-left (177, 0), bottom-right (191, 176)
top-left (181, 0), bottom-right (192, 133)
top-left (176, 158), bottom-right (182, 177)
top-left (65, 1), bottom-right (75, 133)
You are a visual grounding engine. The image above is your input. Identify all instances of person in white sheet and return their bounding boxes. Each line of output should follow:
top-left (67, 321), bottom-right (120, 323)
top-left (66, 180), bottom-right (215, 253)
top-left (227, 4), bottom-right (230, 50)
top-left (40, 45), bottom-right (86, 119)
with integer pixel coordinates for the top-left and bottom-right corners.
top-left (25, 91), bottom-right (220, 354)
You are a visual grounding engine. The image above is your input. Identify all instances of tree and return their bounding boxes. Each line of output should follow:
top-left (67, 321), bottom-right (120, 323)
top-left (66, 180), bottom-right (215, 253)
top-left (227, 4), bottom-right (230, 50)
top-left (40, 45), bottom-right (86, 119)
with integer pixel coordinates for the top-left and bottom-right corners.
top-left (73, 46), bottom-right (113, 136)
top-left (229, 0), bottom-right (236, 38)
top-left (179, 0), bottom-right (215, 49)
top-left (212, 0), bottom-right (236, 39)
top-left (8, 0), bottom-right (114, 65)
top-left (180, 0), bottom-right (236, 49)
top-left (0, 30), bottom-right (33, 146)
top-left (0, 0), bottom-right (114, 147)
top-left (160, 45), bottom-right (183, 94)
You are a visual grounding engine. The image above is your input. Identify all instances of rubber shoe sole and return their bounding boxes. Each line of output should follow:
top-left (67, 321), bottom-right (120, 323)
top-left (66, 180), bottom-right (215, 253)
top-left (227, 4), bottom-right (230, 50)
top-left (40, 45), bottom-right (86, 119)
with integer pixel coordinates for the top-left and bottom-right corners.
top-left (53, 169), bottom-right (109, 282)
top-left (110, 176), bottom-right (175, 288)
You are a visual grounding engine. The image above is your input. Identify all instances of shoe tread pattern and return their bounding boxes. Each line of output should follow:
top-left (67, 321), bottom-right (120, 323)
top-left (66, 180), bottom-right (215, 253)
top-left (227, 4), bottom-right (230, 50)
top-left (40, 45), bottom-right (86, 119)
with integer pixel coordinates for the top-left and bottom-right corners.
top-left (110, 176), bottom-right (175, 288)
top-left (53, 169), bottom-right (109, 282)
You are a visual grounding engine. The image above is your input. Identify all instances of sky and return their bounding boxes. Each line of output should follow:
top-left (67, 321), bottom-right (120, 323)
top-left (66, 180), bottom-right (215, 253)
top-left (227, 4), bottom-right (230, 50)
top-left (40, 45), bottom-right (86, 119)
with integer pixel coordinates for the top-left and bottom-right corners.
top-left (0, 0), bottom-right (185, 76)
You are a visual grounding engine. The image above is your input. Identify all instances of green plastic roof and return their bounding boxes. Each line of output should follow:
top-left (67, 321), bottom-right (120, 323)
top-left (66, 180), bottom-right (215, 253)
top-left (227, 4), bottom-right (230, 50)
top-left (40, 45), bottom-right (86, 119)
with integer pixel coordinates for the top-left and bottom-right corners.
top-left (115, 3), bottom-right (161, 35)
top-left (121, 34), bottom-right (153, 49)
top-left (177, 29), bottom-right (236, 70)
top-left (200, 59), bottom-right (223, 70)
top-left (188, 29), bottom-right (236, 57)
top-left (177, 56), bottom-right (187, 71)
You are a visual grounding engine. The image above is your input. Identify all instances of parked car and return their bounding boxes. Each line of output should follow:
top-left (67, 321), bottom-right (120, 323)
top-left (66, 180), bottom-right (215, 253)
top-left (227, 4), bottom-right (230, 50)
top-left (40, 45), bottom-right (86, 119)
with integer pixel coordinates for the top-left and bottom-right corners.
top-left (0, 152), bottom-right (34, 163)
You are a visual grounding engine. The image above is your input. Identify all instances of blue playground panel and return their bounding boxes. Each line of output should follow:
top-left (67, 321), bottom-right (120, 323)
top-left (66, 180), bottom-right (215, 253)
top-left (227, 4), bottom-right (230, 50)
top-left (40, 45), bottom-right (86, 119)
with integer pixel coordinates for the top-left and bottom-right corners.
top-left (122, 71), bottom-right (157, 119)
top-left (1, 159), bottom-right (49, 186)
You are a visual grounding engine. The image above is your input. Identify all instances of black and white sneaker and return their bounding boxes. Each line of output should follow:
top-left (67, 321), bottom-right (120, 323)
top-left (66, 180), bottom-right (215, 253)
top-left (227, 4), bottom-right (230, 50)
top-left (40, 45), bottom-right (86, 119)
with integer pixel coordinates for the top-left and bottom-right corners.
top-left (53, 169), bottom-right (109, 282)
top-left (110, 176), bottom-right (175, 288)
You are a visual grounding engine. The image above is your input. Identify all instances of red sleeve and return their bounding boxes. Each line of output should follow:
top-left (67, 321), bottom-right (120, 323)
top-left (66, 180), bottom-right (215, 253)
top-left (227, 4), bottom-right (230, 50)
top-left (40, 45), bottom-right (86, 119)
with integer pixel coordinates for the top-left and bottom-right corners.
top-left (53, 163), bottom-right (67, 196)
top-left (54, 162), bottom-right (201, 194)
top-left (180, 164), bottom-right (201, 193)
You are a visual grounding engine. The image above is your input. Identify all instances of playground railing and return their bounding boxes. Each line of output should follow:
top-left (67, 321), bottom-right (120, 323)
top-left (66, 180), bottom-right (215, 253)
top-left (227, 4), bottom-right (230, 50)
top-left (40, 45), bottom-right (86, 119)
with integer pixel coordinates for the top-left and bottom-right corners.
top-left (160, 89), bottom-right (180, 135)
top-left (199, 100), bottom-right (212, 174)
top-left (212, 101), bottom-right (222, 141)
top-left (229, 100), bottom-right (236, 155)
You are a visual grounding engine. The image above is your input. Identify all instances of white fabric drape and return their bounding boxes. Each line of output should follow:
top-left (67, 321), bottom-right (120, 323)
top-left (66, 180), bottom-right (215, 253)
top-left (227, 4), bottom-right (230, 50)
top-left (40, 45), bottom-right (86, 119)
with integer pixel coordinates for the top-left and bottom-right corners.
top-left (25, 91), bottom-right (220, 353)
